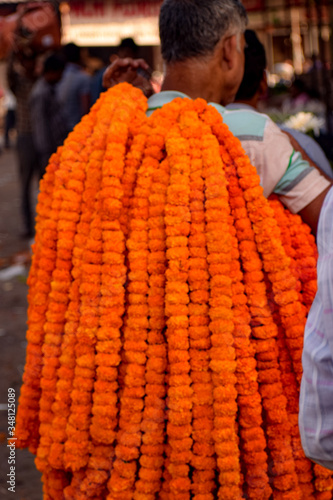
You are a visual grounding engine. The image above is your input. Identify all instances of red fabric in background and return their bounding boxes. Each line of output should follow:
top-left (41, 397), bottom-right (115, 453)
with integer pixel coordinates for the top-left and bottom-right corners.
top-left (0, 2), bottom-right (61, 59)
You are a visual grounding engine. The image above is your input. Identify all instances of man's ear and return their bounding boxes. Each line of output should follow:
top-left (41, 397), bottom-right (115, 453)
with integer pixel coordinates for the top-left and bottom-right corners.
top-left (221, 34), bottom-right (238, 70)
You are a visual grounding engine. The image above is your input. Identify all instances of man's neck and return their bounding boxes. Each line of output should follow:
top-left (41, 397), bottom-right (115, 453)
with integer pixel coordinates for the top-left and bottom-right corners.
top-left (234, 95), bottom-right (258, 109)
top-left (161, 59), bottom-right (223, 104)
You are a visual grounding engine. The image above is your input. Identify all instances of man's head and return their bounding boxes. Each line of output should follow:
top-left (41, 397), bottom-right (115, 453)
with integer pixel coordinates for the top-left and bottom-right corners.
top-left (159, 0), bottom-right (247, 105)
top-left (235, 29), bottom-right (267, 103)
top-left (118, 38), bottom-right (139, 59)
top-left (63, 42), bottom-right (82, 64)
top-left (43, 52), bottom-right (66, 85)
top-left (159, 0), bottom-right (247, 63)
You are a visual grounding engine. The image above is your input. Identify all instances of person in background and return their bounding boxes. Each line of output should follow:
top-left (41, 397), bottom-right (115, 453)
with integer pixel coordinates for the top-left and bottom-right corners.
top-left (227, 29), bottom-right (333, 180)
top-left (90, 37), bottom-right (141, 106)
top-left (116, 37), bottom-right (139, 59)
top-left (30, 52), bottom-right (70, 174)
top-left (3, 88), bottom-right (16, 149)
top-left (57, 42), bottom-right (91, 130)
top-left (299, 184), bottom-right (333, 470)
top-left (103, 0), bottom-right (331, 236)
top-left (7, 50), bottom-right (39, 238)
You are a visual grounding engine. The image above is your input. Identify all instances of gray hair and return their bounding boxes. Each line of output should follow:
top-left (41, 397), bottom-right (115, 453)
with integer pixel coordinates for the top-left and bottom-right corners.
top-left (159, 0), bottom-right (248, 63)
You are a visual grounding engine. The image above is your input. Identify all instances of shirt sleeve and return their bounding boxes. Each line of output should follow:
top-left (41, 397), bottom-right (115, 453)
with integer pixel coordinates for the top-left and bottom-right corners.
top-left (299, 186), bottom-right (333, 470)
top-left (240, 118), bottom-right (331, 213)
top-left (280, 126), bottom-right (333, 180)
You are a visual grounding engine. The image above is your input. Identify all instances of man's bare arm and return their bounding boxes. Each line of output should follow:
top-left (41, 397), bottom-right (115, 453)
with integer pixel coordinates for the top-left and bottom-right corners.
top-left (102, 57), bottom-right (154, 97)
top-left (298, 186), bottom-right (331, 236)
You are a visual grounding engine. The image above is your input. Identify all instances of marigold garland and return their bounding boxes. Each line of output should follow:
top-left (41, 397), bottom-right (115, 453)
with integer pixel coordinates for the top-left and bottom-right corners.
top-left (186, 105), bottom-right (217, 500)
top-left (15, 148), bottom-right (61, 454)
top-left (15, 83), bottom-right (333, 500)
top-left (213, 122), bottom-right (271, 500)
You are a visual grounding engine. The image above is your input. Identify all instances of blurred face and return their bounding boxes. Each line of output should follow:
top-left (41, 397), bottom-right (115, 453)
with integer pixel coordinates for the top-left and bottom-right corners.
top-left (45, 69), bottom-right (64, 85)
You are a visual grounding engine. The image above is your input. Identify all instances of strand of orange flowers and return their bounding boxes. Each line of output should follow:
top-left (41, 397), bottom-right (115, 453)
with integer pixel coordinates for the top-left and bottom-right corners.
top-left (202, 105), bottom-right (271, 500)
top-left (15, 148), bottom-right (62, 454)
top-left (61, 104), bottom-right (112, 479)
top-left (258, 241), bottom-right (316, 500)
top-left (288, 215), bottom-right (317, 311)
top-left (163, 101), bottom-right (194, 500)
top-left (265, 198), bottom-right (308, 385)
top-left (214, 199), bottom-right (268, 494)
top-left (208, 110), bottom-right (302, 499)
top-left (244, 188), bottom-right (306, 387)
top-left (60, 154), bottom-right (105, 500)
top-left (239, 215), bottom-right (300, 499)
top-left (41, 468), bottom-right (70, 500)
top-left (247, 192), bottom-right (306, 385)
top-left (75, 133), bottom-right (125, 499)
top-left (47, 98), bottom-right (105, 478)
top-left (64, 199), bottom-right (102, 478)
top-left (214, 136), bottom-right (272, 498)
top-left (313, 464), bottom-right (333, 500)
top-left (155, 99), bottom-right (191, 500)
top-left (106, 119), bottom-right (161, 500)
top-left (119, 101), bottom-right (151, 238)
top-left (268, 198), bottom-right (303, 301)
top-left (79, 86), bottom-right (147, 500)
top-left (39, 148), bottom-right (90, 497)
top-left (133, 156), bottom-right (168, 498)
top-left (186, 102), bottom-right (217, 500)
top-left (24, 148), bottom-right (71, 499)
top-left (25, 147), bottom-right (68, 497)
top-left (37, 132), bottom-right (94, 496)
top-left (198, 104), bottom-right (243, 500)
top-left (106, 90), bottom-right (159, 499)
top-left (165, 103), bottom-right (198, 500)
top-left (269, 197), bottom-right (317, 312)
top-left (133, 106), bottom-right (175, 499)
top-left (64, 86), bottom-right (137, 499)
top-left (229, 213), bottom-right (272, 499)
top-left (276, 326), bottom-right (316, 499)
top-left (47, 172), bottom-right (93, 476)
top-left (35, 113), bottom-right (96, 480)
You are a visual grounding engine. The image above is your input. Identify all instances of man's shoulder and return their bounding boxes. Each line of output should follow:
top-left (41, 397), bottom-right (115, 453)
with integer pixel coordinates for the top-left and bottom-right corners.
top-left (222, 106), bottom-right (273, 141)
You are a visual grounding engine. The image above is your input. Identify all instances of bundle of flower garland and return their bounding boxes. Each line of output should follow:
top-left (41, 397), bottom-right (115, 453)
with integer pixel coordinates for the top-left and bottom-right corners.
top-left (15, 83), bottom-right (333, 500)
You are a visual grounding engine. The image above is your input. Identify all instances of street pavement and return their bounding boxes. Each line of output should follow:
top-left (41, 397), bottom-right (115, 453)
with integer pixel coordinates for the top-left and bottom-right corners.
top-left (0, 147), bottom-right (43, 499)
